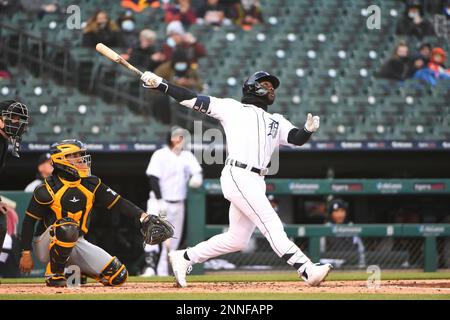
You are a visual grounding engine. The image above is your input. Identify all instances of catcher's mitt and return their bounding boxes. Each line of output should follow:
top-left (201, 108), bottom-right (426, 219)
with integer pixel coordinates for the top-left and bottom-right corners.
top-left (140, 214), bottom-right (174, 245)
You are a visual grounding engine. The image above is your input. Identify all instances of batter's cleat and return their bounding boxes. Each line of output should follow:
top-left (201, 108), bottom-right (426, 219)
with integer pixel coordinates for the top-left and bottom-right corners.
top-left (169, 250), bottom-right (192, 288)
top-left (299, 262), bottom-right (333, 287)
top-left (45, 274), bottom-right (67, 287)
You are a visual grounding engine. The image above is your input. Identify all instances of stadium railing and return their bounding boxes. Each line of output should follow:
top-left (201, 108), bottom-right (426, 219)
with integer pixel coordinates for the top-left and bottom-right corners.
top-left (187, 179), bottom-right (450, 274)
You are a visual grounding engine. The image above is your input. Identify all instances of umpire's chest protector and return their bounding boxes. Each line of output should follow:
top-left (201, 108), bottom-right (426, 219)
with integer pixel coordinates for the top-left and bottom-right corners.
top-left (44, 176), bottom-right (100, 234)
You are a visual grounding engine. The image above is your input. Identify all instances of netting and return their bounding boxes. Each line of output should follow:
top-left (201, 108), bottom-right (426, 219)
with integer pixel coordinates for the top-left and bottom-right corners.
top-left (204, 233), bottom-right (450, 272)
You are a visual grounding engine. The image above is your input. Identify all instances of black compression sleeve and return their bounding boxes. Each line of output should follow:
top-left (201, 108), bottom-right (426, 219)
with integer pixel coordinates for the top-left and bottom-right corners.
top-left (156, 80), bottom-right (197, 102)
top-left (110, 197), bottom-right (145, 218)
top-left (21, 215), bottom-right (37, 251)
top-left (149, 175), bottom-right (162, 199)
top-left (287, 128), bottom-right (313, 146)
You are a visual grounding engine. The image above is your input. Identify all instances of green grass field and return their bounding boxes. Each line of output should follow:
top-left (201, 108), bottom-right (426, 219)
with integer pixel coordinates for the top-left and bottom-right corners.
top-left (1, 270), bottom-right (449, 300)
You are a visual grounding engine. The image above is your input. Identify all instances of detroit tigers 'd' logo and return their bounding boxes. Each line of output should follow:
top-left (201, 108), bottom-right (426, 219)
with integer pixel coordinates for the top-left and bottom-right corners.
top-left (268, 118), bottom-right (279, 138)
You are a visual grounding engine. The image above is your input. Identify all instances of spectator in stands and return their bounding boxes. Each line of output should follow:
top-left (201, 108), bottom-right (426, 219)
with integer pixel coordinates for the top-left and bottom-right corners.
top-left (121, 0), bottom-right (161, 13)
top-left (154, 48), bottom-right (203, 93)
top-left (150, 48), bottom-right (203, 123)
top-left (19, 0), bottom-right (59, 16)
top-left (82, 10), bottom-right (121, 48)
top-left (319, 199), bottom-right (366, 269)
top-left (117, 12), bottom-right (139, 50)
top-left (196, 0), bottom-right (231, 27)
top-left (413, 47), bottom-right (450, 85)
top-left (407, 43), bottom-right (432, 77)
top-left (396, 2), bottom-right (435, 39)
top-left (0, 62), bottom-right (12, 81)
top-left (444, 0), bottom-right (450, 18)
top-left (24, 153), bottom-right (53, 192)
top-left (424, 0), bottom-right (449, 15)
top-left (164, 0), bottom-right (197, 28)
top-left (0, 0), bottom-right (21, 15)
top-left (127, 29), bottom-right (165, 71)
top-left (377, 41), bottom-right (411, 81)
top-left (162, 21), bottom-right (207, 64)
top-left (229, 0), bottom-right (263, 31)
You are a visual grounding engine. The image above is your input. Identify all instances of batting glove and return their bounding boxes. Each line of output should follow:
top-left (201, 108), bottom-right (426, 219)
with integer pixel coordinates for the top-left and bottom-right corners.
top-left (304, 113), bottom-right (320, 133)
top-left (141, 71), bottom-right (163, 88)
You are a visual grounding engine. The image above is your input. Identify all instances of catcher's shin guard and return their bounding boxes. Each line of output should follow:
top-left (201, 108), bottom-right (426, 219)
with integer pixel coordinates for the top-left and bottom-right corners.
top-left (98, 257), bottom-right (128, 286)
top-left (48, 218), bottom-right (79, 276)
top-left (45, 263), bottom-right (67, 287)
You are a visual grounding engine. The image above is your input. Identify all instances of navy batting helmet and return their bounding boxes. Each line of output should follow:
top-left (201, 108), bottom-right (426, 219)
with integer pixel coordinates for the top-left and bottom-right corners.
top-left (328, 199), bottom-right (348, 215)
top-left (242, 71), bottom-right (280, 97)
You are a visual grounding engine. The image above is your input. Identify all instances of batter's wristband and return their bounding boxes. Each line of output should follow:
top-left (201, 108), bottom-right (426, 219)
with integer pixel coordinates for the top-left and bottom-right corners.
top-left (304, 126), bottom-right (313, 134)
top-left (156, 80), bottom-right (169, 93)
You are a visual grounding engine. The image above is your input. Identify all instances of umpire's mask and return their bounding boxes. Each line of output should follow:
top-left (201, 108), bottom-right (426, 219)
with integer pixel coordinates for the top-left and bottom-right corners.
top-left (1, 100), bottom-right (29, 157)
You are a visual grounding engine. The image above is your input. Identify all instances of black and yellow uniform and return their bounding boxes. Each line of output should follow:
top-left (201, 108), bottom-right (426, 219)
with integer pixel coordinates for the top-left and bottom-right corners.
top-left (21, 174), bottom-right (145, 286)
top-left (20, 139), bottom-right (146, 287)
top-left (24, 175), bottom-right (122, 241)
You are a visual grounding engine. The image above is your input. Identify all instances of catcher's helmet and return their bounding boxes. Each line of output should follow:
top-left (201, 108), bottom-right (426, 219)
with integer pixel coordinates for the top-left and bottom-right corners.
top-left (0, 100), bottom-right (29, 157)
top-left (242, 71), bottom-right (280, 97)
top-left (50, 139), bottom-right (91, 178)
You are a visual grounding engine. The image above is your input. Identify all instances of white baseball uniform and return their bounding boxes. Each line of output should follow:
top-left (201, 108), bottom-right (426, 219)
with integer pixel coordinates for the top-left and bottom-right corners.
top-left (179, 96), bottom-right (312, 270)
top-left (144, 146), bottom-right (202, 275)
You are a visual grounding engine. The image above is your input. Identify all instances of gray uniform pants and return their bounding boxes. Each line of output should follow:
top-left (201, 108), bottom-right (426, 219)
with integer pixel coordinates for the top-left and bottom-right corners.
top-left (33, 227), bottom-right (113, 277)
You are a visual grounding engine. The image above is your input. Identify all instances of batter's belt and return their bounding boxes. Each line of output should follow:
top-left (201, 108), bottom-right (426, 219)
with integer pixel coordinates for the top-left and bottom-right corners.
top-left (225, 158), bottom-right (269, 176)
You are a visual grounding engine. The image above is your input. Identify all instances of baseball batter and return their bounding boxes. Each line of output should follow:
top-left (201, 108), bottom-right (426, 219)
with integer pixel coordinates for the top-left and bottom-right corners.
top-left (142, 126), bottom-right (203, 276)
top-left (140, 70), bottom-right (332, 287)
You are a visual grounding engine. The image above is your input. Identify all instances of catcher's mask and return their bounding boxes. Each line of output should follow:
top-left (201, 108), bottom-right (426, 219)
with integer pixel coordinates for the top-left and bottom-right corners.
top-left (242, 71), bottom-right (280, 98)
top-left (50, 139), bottom-right (91, 179)
top-left (1, 100), bottom-right (29, 157)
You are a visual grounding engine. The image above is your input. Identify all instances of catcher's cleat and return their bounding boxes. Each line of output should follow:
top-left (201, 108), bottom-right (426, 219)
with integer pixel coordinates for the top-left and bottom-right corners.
top-left (81, 274), bottom-right (88, 285)
top-left (63, 270), bottom-right (88, 285)
top-left (299, 262), bottom-right (333, 287)
top-left (169, 250), bottom-right (192, 288)
top-left (45, 274), bottom-right (67, 287)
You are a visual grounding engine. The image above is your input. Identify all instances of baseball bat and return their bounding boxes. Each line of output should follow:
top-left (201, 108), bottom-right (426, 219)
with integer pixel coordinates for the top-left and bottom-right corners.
top-left (95, 43), bottom-right (143, 76)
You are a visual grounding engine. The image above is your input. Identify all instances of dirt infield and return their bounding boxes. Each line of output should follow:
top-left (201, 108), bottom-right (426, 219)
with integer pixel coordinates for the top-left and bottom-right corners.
top-left (1, 280), bottom-right (449, 295)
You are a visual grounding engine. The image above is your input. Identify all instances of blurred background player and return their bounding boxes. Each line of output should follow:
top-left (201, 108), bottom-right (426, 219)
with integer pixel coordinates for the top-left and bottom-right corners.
top-left (141, 126), bottom-right (202, 276)
top-left (18, 139), bottom-right (149, 287)
top-left (24, 152), bottom-right (53, 192)
top-left (0, 100), bottom-right (29, 262)
top-left (320, 199), bottom-right (366, 269)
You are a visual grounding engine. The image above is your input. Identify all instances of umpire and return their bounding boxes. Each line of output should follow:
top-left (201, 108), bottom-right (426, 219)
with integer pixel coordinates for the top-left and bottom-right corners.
top-left (0, 100), bottom-right (29, 255)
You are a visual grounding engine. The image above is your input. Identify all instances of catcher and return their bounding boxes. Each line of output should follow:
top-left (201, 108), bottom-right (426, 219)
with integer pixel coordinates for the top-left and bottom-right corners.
top-left (18, 139), bottom-right (173, 287)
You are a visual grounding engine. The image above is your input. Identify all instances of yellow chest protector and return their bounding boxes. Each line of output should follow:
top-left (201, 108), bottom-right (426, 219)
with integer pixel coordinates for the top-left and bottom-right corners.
top-left (44, 175), bottom-right (101, 234)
